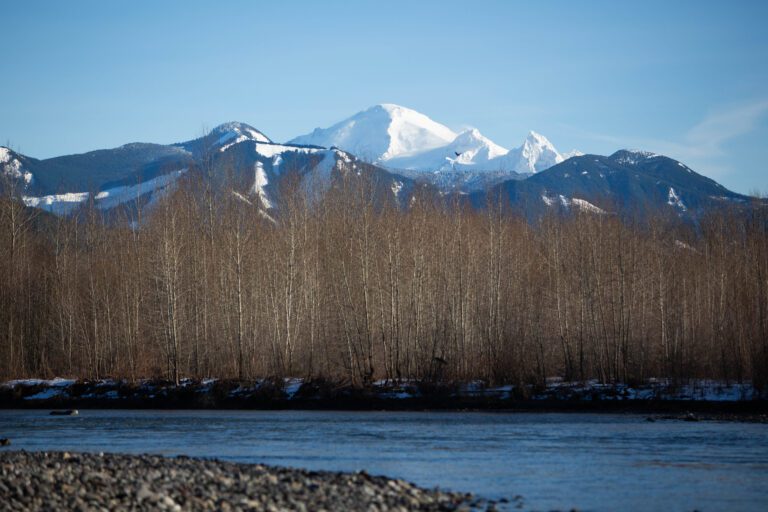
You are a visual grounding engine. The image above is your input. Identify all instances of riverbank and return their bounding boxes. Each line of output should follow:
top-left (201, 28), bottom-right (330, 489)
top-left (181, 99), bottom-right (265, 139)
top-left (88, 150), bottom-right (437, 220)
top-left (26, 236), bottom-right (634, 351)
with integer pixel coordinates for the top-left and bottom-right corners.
top-left (1, 377), bottom-right (765, 418)
top-left (0, 451), bottom-right (483, 511)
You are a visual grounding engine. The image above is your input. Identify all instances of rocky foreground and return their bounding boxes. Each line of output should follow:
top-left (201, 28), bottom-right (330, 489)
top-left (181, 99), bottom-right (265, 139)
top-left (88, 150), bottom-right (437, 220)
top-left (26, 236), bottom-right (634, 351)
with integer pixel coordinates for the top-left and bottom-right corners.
top-left (0, 451), bottom-right (485, 511)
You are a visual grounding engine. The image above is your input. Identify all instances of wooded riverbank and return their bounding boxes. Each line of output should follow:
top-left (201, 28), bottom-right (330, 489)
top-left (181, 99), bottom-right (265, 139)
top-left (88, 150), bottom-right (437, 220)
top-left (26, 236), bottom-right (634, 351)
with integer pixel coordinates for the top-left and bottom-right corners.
top-left (2, 378), bottom-right (765, 419)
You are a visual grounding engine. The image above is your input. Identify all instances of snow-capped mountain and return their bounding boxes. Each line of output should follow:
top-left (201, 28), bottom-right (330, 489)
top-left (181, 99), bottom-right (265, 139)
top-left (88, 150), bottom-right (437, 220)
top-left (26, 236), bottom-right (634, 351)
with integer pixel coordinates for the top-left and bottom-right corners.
top-left (388, 128), bottom-right (571, 178)
top-left (3, 111), bottom-right (761, 222)
top-left (468, 149), bottom-right (755, 220)
top-left (289, 104), bottom-right (457, 163)
top-left (386, 128), bottom-right (509, 172)
top-left (2, 121), bottom-right (410, 216)
top-left (290, 104), bottom-right (579, 189)
top-left (499, 131), bottom-right (565, 174)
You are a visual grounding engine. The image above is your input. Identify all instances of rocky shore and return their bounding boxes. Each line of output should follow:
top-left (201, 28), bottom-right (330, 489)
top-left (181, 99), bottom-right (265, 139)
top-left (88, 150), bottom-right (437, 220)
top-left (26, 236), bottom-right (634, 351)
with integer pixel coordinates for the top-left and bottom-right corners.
top-left (0, 451), bottom-right (484, 511)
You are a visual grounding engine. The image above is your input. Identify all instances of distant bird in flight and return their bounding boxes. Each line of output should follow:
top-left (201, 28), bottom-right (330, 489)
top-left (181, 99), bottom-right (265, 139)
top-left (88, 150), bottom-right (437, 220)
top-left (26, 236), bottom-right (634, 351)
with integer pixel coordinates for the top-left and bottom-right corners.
top-left (454, 151), bottom-right (462, 157)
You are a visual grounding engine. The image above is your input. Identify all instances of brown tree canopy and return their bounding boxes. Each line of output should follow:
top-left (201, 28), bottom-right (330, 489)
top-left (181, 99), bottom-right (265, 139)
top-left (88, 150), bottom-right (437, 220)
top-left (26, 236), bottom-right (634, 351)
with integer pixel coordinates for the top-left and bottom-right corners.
top-left (1, 172), bottom-right (766, 389)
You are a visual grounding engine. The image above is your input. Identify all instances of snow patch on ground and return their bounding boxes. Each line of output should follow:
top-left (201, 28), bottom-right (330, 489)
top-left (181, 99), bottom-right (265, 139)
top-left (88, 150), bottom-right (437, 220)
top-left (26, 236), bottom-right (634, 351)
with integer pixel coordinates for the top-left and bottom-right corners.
top-left (25, 388), bottom-right (69, 400)
top-left (254, 142), bottom-right (325, 159)
top-left (2, 378), bottom-right (75, 389)
top-left (283, 378), bottom-right (303, 399)
top-left (532, 378), bottom-right (759, 402)
top-left (95, 169), bottom-right (186, 210)
top-left (571, 198), bottom-right (606, 214)
top-left (391, 180), bottom-right (403, 197)
top-left (542, 193), bottom-right (605, 214)
top-left (23, 170), bottom-right (187, 214)
top-left (23, 193), bottom-right (89, 215)
top-left (251, 162), bottom-right (272, 209)
top-left (668, 187), bottom-right (687, 211)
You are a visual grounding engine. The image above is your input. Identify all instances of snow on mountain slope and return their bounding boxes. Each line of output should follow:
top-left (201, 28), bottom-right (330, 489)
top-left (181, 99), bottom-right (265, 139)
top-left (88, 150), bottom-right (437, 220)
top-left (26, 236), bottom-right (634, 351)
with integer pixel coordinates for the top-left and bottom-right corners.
top-left (94, 170), bottom-right (187, 210)
top-left (176, 122), bottom-right (271, 157)
top-left (562, 149), bottom-right (585, 160)
top-left (384, 127), bottom-right (573, 191)
top-left (9, 111), bottom-right (603, 216)
top-left (0, 147), bottom-right (33, 188)
top-left (289, 104), bottom-right (457, 163)
top-left (213, 122), bottom-right (271, 153)
top-left (541, 193), bottom-right (606, 214)
top-left (388, 129), bottom-right (573, 176)
top-left (23, 193), bottom-right (89, 215)
top-left (387, 128), bottom-right (509, 172)
top-left (252, 142), bottom-right (327, 159)
top-left (15, 134), bottom-right (359, 216)
top-left (499, 131), bottom-right (565, 174)
top-left (22, 170), bottom-right (188, 214)
top-left (216, 137), bottom-right (370, 211)
top-left (289, 105), bottom-right (575, 180)
top-left (214, 121), bottom-right (271, 145)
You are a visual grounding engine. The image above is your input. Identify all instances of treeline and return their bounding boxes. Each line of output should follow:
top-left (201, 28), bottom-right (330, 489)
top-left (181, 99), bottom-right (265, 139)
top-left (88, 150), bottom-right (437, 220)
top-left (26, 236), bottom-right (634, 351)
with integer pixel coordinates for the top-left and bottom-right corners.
top-left (1, 171), bottom-right (767, 388)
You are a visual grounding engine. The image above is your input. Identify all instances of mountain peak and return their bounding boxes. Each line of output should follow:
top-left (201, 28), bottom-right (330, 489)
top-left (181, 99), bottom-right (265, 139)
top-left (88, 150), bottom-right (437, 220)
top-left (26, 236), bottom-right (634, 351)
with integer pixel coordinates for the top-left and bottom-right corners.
top-left (289, 104), bottom-right (456, 162)
top-left (289, 106), bottom-right (575, 176)
top-left (452, 129), bottom-right (508, 157)
top-left (524, 131), bottom-right (556, 149)
top-left (0, 146), bottom-right (33, 186)
top-left (375, 103), bottom-right (406, 113)
top-left (506, 131), bottom-right (564, 173)
top-left (454, 128), bottom-right (484, 143)
top-left (610, 149), bottom-right (662, 166)
top-left (210, 121), bottom-right (271, 144)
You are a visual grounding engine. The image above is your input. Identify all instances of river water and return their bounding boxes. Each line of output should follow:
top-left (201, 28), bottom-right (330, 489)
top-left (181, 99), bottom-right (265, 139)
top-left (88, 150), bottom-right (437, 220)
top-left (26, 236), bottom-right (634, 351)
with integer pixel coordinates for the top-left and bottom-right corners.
top-left (0, 410), bottom-right (766, 511)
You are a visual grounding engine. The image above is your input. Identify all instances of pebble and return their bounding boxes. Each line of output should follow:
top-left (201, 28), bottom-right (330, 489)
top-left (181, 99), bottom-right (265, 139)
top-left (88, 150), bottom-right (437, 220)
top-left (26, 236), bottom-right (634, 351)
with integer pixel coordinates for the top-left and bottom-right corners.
top-left (0, 451), bottom-right (480, 511)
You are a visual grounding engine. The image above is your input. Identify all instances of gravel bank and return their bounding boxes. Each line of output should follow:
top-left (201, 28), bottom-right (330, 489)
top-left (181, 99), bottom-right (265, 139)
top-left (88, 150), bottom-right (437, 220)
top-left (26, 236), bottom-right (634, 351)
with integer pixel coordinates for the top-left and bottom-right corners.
top-left (0, 451), bottom-right (483, 511)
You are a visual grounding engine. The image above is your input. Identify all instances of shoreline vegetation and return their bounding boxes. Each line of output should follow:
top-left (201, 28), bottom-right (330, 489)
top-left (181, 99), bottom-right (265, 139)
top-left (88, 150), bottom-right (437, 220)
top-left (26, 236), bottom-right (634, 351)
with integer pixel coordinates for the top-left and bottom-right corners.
top-left (0, 451), bottom-right (484, 511)
top-left (2, 377), bottom-right (765, 419)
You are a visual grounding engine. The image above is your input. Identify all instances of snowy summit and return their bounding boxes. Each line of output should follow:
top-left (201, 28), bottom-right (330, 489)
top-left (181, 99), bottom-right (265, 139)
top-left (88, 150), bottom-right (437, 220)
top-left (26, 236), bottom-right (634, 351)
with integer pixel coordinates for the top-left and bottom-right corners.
top-left (290, 104), bottom-right (579, 176)
top-left (289, 104), bottom-right (457, 163)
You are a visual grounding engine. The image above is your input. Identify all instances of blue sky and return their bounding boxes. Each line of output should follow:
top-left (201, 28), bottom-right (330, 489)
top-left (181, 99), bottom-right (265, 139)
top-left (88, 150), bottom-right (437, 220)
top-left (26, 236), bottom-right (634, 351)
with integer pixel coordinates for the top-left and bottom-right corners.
top-left (2, 0), bottom-right (767, 194)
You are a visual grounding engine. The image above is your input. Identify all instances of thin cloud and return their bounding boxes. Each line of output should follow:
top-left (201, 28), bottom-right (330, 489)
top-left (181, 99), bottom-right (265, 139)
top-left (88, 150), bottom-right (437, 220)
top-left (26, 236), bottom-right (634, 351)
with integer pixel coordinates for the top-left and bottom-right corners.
top-left (684, 99), bottom-right (768, 157)
top-left (577, 98), bottom-right (768, 179)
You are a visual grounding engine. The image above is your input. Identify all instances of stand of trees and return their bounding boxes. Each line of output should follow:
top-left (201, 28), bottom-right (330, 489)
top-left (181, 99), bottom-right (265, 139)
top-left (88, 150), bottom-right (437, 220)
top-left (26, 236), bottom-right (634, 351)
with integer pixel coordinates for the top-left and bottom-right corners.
top-left (1, 170), bottom-right (766, 388)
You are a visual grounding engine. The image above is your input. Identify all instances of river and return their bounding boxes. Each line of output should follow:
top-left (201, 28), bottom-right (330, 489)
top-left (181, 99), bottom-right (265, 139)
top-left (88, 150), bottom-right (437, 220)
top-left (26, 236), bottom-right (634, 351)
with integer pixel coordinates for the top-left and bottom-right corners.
top-left (1, 410), bottom-right (766, 511)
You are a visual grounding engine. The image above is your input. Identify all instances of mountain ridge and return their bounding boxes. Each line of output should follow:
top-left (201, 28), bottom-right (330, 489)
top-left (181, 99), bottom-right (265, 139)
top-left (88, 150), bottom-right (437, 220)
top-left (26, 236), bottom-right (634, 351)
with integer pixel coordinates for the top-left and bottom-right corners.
top-left (1, 107), bottom-right (761, 221)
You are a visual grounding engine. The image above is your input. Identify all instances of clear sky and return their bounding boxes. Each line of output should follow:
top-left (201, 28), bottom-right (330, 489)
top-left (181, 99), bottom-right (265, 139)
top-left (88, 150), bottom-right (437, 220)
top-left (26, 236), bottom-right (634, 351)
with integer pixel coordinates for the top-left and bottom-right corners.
top-left (2, 0), bottom-right (767, 194)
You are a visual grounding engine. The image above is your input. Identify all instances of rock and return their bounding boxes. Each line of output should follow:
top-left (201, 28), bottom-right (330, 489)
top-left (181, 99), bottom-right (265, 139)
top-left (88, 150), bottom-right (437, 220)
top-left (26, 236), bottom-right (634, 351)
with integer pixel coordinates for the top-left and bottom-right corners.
top-left (0, 438), bottom-right (10, 446)
top-left (0, 450), bottom-right (474, 511)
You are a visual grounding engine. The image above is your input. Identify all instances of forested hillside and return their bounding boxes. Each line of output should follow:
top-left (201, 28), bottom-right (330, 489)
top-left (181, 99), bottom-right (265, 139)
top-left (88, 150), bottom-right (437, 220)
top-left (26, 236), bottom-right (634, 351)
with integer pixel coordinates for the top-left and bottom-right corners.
top-left (1, 170), bottom-right (766, 388)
